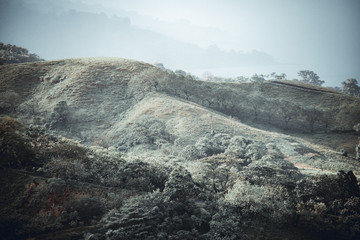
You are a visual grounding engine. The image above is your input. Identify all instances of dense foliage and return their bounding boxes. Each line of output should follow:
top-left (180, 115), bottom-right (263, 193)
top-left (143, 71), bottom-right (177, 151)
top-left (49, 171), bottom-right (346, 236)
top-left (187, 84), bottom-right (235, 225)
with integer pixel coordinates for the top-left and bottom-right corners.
top-left (1, 117), bottom-right (360, 239)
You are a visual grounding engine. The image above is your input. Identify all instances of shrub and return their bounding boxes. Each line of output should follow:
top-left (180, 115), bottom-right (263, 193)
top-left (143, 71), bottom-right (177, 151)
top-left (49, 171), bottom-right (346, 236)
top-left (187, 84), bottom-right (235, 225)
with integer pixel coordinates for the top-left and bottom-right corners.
top-left (49, 101), bottom-right (71, 130)
top-left (224, 180), bottom-right (276, 212)
top-left (205, 209), bottom-right (248, 240)
top-left (163, 166), bottom-right (199, 201)
top-left (181, 135), bottom-right (276, 164)
top-left (293, 171), bottom-right (360, 238)
top-left (42, 142), bottom-right (169, 191)
top-left (195, 133), bottom-right (231, 157)
top-left (180, 133), bottom-right (232, 160)
top-left (188, 154), bottom-right (245, 194)
top-left (0, 42), bottom-right (43, 65)
top-left (0, 116), bottom-right (35, 168)
top-left (45, 138), bottom-right (87, 161)
top-left (180, 145), bottom-right (204, 161)
top-left (100, 189), bottom-right (211, 240)
top-left (0, 91), bottom-right (20, 113)
top-left (63, 196), bottom-right (105, 223)
top-left (117, 116), bottom-right (174, 151)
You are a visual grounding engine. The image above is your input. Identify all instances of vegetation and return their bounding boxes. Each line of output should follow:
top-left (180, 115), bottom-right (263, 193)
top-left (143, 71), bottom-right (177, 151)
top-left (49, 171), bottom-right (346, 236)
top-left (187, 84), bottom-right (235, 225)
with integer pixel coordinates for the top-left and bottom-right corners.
top-left (0, 42), bottom-right (43, 65)
top-left (297, 70), bottom-right (324, 86)
top-left (342, 78), bottom-right (360, 97)
top-left (117, 116), bottom-right (174, 151)
top-left (1, 57), bottom-right (360, 239)
top-left (1, 116), bottom-right (359, 239)
top-left (0, 116), bottom-right (35, 168)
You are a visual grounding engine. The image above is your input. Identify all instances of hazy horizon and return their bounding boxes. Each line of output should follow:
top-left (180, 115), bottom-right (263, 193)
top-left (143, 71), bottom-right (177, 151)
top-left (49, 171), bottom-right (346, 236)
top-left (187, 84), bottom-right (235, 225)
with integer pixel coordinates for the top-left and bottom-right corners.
top-left (1, 0), bottom-right (359, 86)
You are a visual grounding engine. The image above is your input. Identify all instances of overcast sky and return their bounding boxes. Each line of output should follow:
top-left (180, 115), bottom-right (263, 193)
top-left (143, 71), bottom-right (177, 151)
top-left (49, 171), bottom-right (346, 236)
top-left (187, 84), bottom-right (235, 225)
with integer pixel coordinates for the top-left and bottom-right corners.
top-left (88, 0), bottom-right (360, 61)
top-left (2, 0), bottom-right (359, 86)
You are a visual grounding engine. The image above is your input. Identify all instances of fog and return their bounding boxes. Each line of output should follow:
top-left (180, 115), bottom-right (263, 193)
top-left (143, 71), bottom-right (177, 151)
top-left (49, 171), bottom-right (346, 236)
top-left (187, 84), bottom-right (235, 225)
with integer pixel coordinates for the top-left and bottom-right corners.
top-left (1, 0), bottom-right (359, 86)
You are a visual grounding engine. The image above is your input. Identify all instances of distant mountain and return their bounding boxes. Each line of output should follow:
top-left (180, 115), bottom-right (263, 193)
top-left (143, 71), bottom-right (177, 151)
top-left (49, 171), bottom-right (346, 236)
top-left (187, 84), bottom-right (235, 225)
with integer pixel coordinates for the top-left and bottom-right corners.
top-left (0, 0), bottom-right (275, 70)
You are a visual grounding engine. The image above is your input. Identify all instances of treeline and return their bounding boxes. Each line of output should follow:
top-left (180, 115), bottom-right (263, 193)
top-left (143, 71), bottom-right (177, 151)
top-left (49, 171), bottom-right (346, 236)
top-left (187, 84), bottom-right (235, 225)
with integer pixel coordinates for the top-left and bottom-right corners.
top-left (179, 66), bottom-right (360, 98)
top-left (133, 66), bottom-right (360, 133)
top-left (0, 42), bottom-right (43, 65)
top-left (200, 70), bottom-right (322, 85)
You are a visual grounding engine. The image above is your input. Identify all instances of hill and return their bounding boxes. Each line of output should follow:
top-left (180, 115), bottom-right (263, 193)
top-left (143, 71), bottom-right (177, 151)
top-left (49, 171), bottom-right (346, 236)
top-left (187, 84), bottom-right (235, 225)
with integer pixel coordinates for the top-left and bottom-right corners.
top-left (1, 57), bottom-right (359, 131)
top-left (1, 58), bottom-right (360, 239)
top-left (1, 57), bottom-right (359, 153)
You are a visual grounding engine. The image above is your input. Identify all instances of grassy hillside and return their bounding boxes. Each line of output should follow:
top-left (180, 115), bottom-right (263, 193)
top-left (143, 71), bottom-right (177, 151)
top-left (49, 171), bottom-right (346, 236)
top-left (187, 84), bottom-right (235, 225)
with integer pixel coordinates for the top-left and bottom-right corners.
top-left (1, 58), bottom-right (360, 239)
top-left (1, 58), bottom-right (359, 135)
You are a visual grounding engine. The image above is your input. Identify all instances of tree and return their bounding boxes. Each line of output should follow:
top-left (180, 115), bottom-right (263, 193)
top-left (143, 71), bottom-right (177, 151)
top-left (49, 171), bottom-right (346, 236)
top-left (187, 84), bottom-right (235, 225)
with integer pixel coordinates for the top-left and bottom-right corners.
top-left (50, 101), bottom-right (71, 130)
top-left (275, 73), bottom-right (287, 80)
top-left (251, 74), bottom-right (266, 83)
top-left (319, 110), bottom-right (332, 133)
top-left (303, 108), bottom-right (321, 133)
top-left (197, 154), bottom-right (239, 194)
top-left (264, 98), bottom-right (280, 124)
top-left (298, 70), bottom-right (324, 86)
top-left (202, 72), bottom-right (215, 81)
top-left (0, 42), bottom-right (43, 65)
top-left (117, 116), bottom-right (173, 150)
top-left (278, 101), bottom-right (301, 129)
top-left (342, 78), bottom-right (360, 97)
top-left (0, 91), bottom-right (20, 113)
top-left (248, 94), bottom-right (266, 121)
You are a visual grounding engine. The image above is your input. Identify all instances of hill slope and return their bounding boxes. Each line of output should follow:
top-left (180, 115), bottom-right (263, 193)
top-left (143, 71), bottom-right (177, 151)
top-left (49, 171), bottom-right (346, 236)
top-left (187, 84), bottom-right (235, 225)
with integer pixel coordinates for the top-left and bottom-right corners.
top-left (1, 58), bottom-right (360, 239)
top-left (1, 57), bottom-right (359, 136)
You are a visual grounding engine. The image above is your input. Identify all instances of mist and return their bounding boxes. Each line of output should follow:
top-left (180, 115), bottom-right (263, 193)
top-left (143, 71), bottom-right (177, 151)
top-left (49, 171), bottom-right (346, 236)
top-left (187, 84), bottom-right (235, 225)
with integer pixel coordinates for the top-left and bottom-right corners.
top-left (1, 0), bottom-right (359, 86)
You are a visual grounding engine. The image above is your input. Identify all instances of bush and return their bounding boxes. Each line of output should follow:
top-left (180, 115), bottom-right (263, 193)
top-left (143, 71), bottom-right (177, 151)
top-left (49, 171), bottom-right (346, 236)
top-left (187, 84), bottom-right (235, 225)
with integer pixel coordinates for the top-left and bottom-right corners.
top-left (100, 189), bottom-right (211, 240)
top-left (188, 154), bottom-right (245, 194)
top-left (0, 116), bottom-right (35, 168)
top-left (293, 171), bottom-right (360, 238)
top-left (224, 180), bottom-right (281, 214)
top-left (42, 142), bottom-right (169, 191)
top-left (195, 134), bottom-right (231, 157)
top-left (205, 209), bottom-right (248, 240)
top-left (182, 134), bottom-right (275, 163)
top-left (0, 91), bottom-right (20, 113)
top-left (181, 145), bottom-right (205, 161)
top-left (64, 196), bottom-right (105, 222)
top-left (45, 138), bottom-right (87, 161)
top-left (49, 101), bottom-right (71, 130)
top-left (164, 166), bottom-right (199, 201)
top-left (117, 116), bottom-right (174, 151)
top-left (0, 42), bottom-right (43, 65)
top-left (180, 134), bottom-right (232, 160)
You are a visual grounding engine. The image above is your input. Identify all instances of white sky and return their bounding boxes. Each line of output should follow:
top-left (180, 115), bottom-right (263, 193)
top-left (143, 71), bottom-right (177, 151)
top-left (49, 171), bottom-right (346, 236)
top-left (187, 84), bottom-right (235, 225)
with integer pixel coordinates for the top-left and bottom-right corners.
top-left (84, 0), bottom-right (360, 62)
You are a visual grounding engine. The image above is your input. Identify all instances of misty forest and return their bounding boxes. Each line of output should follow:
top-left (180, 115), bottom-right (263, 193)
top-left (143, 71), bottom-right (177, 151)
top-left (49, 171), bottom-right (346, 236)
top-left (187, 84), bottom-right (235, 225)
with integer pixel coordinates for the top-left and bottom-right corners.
top-left (1, 0), bottom-right (360, 240)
